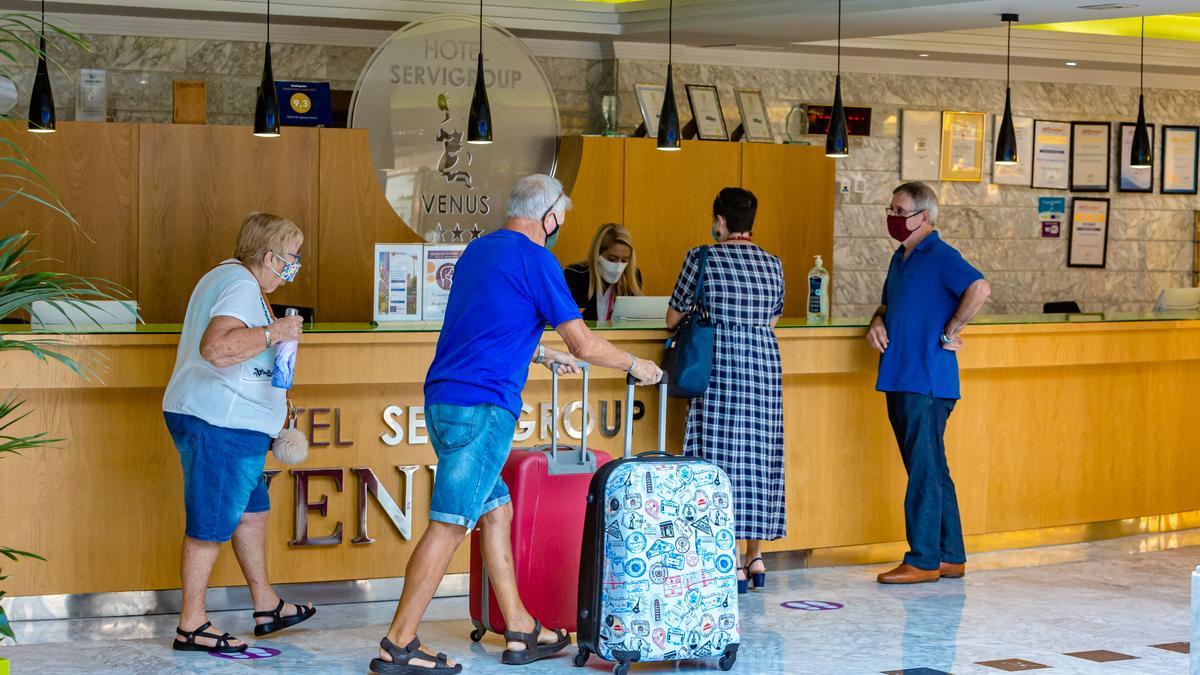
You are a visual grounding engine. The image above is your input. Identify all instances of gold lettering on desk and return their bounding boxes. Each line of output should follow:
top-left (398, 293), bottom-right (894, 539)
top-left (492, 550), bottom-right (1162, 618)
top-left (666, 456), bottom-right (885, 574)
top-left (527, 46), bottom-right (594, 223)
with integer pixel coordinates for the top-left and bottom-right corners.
top-left (276, 466), bottom-right (439, 547)
top-left (289, 468), bottom-right (344, 546)
top-left (380, 401), bottom-right (646, 446)
top-left (291, 406), bottom-right (354, 448)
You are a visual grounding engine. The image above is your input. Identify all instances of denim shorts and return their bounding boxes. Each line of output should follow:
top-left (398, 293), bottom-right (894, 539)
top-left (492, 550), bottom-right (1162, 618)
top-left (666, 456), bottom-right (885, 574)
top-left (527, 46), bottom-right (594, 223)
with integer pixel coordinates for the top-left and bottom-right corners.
top-left (426, 403), bottom-right (517, 530)
top-left (164, 412), bottom-right (271, 542)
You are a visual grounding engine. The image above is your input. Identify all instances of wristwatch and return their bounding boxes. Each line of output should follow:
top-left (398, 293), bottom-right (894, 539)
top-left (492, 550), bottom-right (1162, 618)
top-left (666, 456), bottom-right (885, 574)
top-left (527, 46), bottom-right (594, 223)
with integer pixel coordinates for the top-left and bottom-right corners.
top-left (939, 333), bottom-right (953, 344)
top-left (264, 327), bottom-right (272, 349)
top-left (626, 353), bottom-right (638, 373)
top-left (535, 344), bottom-right (546, 364)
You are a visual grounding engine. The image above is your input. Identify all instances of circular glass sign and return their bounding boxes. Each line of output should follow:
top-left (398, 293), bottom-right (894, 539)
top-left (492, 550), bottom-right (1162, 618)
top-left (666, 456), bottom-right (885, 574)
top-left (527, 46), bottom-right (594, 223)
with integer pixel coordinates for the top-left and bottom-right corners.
top-left (350, 15), bottom-right (561, 243)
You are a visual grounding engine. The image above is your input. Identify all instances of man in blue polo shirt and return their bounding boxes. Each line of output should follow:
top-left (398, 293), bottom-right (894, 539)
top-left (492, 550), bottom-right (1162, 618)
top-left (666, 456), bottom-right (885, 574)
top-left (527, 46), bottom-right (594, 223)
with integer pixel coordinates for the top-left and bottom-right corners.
top-left (867, 181), bottom-right (991, 585)
top-left (369, 174), bottom-right (663, 674)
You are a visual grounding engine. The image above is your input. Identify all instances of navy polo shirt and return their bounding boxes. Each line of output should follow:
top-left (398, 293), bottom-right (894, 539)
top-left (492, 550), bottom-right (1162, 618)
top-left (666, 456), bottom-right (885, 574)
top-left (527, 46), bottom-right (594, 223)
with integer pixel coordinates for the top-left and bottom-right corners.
top-left (876, 231), bottom-right (984, 400)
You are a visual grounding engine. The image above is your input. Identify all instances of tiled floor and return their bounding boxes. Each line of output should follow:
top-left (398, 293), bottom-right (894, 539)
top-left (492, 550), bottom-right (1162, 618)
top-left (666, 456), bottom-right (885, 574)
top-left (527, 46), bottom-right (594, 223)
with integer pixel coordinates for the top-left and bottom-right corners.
top-left (2, 529), bottom-right (1196, 674)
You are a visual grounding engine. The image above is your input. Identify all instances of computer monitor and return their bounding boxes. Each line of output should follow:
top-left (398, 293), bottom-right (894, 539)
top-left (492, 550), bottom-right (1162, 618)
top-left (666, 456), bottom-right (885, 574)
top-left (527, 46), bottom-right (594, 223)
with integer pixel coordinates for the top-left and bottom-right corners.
top-left (1152, 288), bottom-right (1200, 312)
top-left (30, 300), bottom-right (138, 329)
top-left (611, 296), bottom-right (670, 321)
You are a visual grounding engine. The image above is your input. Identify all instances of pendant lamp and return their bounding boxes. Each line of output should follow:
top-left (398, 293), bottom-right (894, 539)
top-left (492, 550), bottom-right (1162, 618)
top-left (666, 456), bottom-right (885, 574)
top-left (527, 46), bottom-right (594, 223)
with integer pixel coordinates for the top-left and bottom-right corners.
top-left (994, 13), bottom-right (1019, 165)
top-left (467, 0), bottom-right (493, 145)
top-left (825, 0), bottom-right (848, 158)
top-left (657, 0), bottom-right (681, 151)
top-left (1130, 16), bottom-right (1152, 168)
top-left (252, 0), bottom-right (280, 137)
top-left (27, 0), bottom-right (55, 133)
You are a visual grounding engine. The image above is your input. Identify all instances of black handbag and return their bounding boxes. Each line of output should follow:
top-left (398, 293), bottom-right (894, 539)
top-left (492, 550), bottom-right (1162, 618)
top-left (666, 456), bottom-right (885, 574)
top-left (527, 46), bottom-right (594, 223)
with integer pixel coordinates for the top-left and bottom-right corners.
top-left (662, 247), bottom-right (715, 399)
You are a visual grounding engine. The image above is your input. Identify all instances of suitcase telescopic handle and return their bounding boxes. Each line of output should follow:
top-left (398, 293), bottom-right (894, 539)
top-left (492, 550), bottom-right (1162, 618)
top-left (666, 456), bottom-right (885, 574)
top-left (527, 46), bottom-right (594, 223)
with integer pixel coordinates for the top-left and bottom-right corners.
top-left (624, 371), bottom-right (669, 459)
top-left (550, 361), bottom-right (590, 463)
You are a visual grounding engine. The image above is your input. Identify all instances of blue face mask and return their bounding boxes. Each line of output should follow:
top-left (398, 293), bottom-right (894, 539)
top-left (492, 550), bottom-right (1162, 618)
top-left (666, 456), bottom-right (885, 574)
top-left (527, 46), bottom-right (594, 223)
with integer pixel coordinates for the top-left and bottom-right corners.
top-left (272, 252), bottom-right (302, 283)
top-left (541, 190), bottom-right (565, 249)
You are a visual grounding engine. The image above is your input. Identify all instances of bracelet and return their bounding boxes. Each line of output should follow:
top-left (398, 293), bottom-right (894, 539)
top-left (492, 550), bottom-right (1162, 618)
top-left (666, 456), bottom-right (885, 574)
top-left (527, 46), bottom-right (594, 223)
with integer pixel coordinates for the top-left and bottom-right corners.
top-left (264, 327), bottom-right (272, 349)
top-left (536, 344), bottom-right (545, 364)
top-left (626, 353), bottom-right (638, 373)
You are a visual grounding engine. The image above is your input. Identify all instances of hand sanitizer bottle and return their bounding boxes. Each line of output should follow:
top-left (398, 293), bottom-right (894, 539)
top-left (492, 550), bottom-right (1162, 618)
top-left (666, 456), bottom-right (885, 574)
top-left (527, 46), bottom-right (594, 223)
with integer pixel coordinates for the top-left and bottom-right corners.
top-left (807, 255), bottom-right (830, 323)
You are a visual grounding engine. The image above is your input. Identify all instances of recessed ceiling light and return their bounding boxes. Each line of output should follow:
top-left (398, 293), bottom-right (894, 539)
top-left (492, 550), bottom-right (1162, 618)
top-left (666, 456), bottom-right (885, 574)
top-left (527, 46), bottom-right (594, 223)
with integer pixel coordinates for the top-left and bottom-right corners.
top-left (919, 53), bottom-right (929, 57)
top-left (1065, 61), bottom-right (1078, 66)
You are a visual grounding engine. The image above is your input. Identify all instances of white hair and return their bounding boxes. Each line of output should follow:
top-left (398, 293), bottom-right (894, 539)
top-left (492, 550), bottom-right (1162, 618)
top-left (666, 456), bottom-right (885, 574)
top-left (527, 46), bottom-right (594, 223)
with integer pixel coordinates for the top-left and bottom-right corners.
top-left (506, 174), bottom-right (572, 222)
top-left (892, 181), bottom-right (939, 224)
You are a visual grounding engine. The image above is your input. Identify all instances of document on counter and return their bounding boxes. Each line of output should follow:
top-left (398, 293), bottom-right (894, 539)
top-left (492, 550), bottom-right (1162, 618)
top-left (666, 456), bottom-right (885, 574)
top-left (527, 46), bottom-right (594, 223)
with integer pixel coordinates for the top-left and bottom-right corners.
top-left (422, 244), bottom-right (467, 321)
top-left (373, 243), bottom-right (423, 323)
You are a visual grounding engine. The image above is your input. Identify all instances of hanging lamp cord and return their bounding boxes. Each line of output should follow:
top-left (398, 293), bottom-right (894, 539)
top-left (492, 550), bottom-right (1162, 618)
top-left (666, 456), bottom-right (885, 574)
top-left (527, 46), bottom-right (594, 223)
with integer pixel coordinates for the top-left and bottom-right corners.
top-left (1139, 16), bottom-right (1144, 94)
top-left (668, 0), bottom-right (673, 68)
top-left (836, 0), bottom-right (841, 76)
top-left (479, 0), bottom-right (483, 52)
top-left (1006, 19), bottom-right (1011, 88)
top-left (267, 0), bottom-right (270, 44)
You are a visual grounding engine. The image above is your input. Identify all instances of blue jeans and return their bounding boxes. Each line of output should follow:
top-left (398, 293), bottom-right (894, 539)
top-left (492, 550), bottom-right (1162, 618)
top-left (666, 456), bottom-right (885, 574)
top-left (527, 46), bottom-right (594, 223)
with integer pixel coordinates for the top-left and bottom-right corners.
top-left (885, 392), bottom-right (964, 570)
top-left (426, 403), bottom-right (516, 530)
top-left (164, 412), bottom-right (271, 542)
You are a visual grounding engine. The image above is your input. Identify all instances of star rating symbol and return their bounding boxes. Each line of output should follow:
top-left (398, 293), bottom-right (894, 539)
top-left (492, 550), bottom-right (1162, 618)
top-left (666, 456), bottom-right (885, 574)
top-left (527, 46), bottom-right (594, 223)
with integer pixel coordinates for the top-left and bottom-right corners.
top-left (469, 223), bottom-right (484, 240)
top-left (450, 223), bottom-right (466, 242)
top-left (430, 223), bottom-right (447, 243)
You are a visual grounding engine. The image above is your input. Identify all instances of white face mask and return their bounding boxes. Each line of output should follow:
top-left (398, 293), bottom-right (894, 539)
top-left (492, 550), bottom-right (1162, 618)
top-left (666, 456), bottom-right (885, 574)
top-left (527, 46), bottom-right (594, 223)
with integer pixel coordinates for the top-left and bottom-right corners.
top-left (597, 256), bottom-right (628, 285)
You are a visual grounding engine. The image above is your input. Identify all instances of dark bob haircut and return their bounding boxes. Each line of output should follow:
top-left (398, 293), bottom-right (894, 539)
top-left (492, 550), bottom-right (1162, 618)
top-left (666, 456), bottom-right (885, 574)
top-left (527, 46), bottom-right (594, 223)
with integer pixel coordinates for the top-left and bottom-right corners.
top-left (713, 187), bottom-right (758, 233)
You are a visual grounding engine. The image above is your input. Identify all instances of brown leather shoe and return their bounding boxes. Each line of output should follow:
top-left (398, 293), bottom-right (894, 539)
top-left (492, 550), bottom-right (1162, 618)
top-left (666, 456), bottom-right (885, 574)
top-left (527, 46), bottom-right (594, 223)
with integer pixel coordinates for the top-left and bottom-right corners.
top-left (939, 562), bottom-right (965, 579)
top-left (876, 563), bottom-right (940, 584)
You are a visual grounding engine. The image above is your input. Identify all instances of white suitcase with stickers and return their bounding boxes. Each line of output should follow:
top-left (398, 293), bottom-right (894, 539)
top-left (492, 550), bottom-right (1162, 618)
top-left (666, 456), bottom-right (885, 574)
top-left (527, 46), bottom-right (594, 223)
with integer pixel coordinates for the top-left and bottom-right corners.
top-left (574, 374), bottom-right (740, 674)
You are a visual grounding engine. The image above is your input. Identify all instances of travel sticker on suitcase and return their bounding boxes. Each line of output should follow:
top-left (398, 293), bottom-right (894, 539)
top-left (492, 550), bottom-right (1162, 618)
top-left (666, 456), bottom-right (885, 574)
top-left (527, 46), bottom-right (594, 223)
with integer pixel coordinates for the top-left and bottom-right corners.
top-left (596, 459), bottom-right (740, 664)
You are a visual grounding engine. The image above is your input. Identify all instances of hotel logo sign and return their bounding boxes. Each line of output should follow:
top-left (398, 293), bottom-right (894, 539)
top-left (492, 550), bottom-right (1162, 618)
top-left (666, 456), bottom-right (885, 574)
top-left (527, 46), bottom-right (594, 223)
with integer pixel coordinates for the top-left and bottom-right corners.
top-left (350, 15), bottom-right (560, 242)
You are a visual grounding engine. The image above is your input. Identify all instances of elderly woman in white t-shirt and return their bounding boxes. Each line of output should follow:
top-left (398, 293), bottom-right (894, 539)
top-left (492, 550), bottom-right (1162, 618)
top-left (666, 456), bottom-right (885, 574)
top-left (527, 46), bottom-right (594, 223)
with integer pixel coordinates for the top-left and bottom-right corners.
top-left (162, 212), bottom-right (315, 654)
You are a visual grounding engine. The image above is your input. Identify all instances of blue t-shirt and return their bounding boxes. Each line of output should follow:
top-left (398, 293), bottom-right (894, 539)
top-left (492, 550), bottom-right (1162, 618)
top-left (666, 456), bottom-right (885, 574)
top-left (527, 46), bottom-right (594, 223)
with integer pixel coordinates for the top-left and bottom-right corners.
top-left (876, 231), bottom-right (984, 400)
top-left (424, 229), bottom-right (582, 417)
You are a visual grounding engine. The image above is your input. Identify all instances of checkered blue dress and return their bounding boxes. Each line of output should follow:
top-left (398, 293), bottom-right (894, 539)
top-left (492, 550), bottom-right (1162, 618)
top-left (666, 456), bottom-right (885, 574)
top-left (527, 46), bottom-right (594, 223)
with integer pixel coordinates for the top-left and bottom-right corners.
top-left (670, 244), bottom-right (785, 541)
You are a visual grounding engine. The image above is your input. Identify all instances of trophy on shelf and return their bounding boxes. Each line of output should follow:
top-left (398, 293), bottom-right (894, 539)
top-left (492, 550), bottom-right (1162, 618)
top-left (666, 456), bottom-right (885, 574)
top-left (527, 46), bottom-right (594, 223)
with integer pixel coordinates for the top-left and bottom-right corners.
top-left (601, 94), bottom-right (622, 137)
top-left (785, 103), bottom-right (810, 144)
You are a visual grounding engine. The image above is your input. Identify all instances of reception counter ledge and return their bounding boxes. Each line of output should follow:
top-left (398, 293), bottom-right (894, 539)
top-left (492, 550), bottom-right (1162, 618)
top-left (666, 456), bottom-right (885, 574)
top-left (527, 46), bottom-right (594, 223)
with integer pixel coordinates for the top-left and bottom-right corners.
top-left (3, 313), bottom-right (1199, 598)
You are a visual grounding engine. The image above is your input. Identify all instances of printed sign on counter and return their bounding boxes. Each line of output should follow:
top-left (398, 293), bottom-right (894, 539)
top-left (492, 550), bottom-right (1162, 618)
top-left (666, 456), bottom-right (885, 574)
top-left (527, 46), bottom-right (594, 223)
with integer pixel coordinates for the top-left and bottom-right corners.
top-left (1038, 197), bottom-right (1065, 238)
top-left (275, 81), bottom-right (333, 127)
top-left (422, 244), bottom-right (467, 321)
top-left (373, 244), bottom-right (423, 323)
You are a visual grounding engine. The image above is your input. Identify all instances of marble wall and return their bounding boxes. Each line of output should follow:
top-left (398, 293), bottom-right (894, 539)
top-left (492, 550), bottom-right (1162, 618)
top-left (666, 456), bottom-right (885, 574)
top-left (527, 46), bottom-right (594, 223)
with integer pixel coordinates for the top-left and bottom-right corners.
top-left (12, 33), bottom-right (1197, 315)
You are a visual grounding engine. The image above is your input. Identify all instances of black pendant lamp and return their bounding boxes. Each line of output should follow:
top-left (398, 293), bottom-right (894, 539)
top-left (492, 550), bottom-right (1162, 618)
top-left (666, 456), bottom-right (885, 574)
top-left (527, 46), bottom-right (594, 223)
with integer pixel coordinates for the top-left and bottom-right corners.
top-left (253, 0), bottom-right (280, 137)
top-left (825, 0), bottom-right (848, 158)
top-left (657, 0), bottom-right (681, 151)
top-left (467, 0), bottom-right (493, 145)
top-left (27, 0), bottom-right (55, 133)
top-left (1130, 16), bottom-right (1153, 168)
top-left (995, 13), bottom-right (1019, 165)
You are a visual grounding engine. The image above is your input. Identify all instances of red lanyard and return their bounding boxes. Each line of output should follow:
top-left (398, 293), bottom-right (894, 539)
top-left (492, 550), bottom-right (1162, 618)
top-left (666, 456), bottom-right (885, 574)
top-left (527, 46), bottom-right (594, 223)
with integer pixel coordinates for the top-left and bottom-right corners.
top-left (604, 287), bottom-right (617, 321)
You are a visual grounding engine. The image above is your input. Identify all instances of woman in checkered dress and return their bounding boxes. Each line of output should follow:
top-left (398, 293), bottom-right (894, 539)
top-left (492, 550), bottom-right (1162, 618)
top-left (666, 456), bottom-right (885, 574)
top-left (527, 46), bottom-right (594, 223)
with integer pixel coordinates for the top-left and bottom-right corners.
top-left (667, 187), bottom-right (785, 593)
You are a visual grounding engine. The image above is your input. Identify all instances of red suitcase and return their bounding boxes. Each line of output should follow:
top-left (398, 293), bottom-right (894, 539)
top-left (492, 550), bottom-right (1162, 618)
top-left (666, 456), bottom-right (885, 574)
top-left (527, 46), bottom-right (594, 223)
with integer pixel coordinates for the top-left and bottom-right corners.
top-left (469, 363), bottom-right (612, 641)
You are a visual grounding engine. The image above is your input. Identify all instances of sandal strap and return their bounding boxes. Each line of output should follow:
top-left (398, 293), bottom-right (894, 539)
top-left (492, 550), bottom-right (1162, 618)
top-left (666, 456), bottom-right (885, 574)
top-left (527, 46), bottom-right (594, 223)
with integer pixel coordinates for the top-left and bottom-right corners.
top-left (253, 598), bottom-right (287, 619)
top-left (176, 621), bottom-right (213, 642)
top-left (503, 618), bottom-right (543, 651)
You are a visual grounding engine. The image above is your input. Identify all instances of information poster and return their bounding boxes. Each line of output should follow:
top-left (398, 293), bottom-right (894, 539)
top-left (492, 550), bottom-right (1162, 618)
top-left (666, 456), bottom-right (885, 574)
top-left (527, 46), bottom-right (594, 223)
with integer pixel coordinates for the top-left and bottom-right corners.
top-left (1032, 120), bottom-right (1070, 190)
top-left (76, 68), bottom-right (107, 122)
top-left (422, 244), bottom-right (467, 321)
top-left (901, 110), bottom-right (941, 181)
top-left (1161, 125), bottom-right (1199, 195)
top-left (992, 114), bottom-right (1034, 186)
top-left (373, 244), bottom-right (423, 323)
top-left (1069, 122), bottom-right (1110, 192)
top-left (1068, 198), bottom-right (1110, 268)
top-left (1038, 196), bottom-right (1065, 238)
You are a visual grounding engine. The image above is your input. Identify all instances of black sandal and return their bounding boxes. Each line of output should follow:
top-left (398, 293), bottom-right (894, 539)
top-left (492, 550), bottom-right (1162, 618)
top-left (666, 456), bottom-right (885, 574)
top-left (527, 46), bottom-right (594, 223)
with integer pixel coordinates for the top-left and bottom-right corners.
top-left (253, 599), bottom-right (316, 637)
top-left (501, 618), bottom-right (571, 665)
top-left (172, 621), bottom-right (247, 654)
top-left (370, 637), bottom-right (462, 674)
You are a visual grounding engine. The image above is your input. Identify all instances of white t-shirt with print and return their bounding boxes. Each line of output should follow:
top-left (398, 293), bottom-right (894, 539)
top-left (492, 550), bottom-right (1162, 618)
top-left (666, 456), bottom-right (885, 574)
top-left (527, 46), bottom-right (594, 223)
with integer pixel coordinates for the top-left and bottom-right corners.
top-left (162, 260), bottom-right (285, 437)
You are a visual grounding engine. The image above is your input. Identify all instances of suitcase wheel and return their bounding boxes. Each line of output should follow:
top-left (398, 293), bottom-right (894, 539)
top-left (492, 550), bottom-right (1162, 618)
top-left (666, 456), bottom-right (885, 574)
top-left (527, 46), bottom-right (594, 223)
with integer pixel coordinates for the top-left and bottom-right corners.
top-left (613, 663), bottom-right (630, 675)
top-left (719, 652), bottom-right (737, 671)
top-left (469, 626), bottom-right (486, 642)
top-left (573, 648), bottom-right (590, 667)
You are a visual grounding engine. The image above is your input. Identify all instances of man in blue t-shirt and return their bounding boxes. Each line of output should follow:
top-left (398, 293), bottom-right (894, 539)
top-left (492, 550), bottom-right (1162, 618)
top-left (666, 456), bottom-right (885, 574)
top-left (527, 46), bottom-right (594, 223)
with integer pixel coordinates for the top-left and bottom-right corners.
top-left (867, 182), bottom-right (991, 586)
top-left (370, 175), bottom-right (663, 674)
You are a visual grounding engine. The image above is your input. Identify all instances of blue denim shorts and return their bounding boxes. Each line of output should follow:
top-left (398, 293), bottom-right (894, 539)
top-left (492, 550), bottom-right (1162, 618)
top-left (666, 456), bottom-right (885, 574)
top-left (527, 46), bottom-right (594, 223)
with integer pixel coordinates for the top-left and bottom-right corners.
top-left (426, 403), bottom-right (517, 530)
top-left (164, 412), bottom-right (271, 542)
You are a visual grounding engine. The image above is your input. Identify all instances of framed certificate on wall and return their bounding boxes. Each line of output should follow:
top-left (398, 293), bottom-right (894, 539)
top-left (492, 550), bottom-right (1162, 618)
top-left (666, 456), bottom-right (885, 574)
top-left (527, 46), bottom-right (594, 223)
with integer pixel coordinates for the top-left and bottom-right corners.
top-left (685, 84), bottom-right (729, 141)
top-left (1118, 122), bottom-right (1154, 193)
top-left (634, 83), bottom-right (666, 136)
top-left (1032, 120), bottom-right (1071, 190)
top-left (734, 88), bottom-right (774, 142)
top-left (939, 111), bottom-right (985, 182)
top-left (1161, 125), bottom-right (1199, 195)
top-left (1068, 197), bottom-right (1110, 268)
top-left (1069, 122), bottom-right (1111, 192)
top-left (901, 109), bottom-right (941, 181)
top-left (992, 113), bottom-right (1034, 186)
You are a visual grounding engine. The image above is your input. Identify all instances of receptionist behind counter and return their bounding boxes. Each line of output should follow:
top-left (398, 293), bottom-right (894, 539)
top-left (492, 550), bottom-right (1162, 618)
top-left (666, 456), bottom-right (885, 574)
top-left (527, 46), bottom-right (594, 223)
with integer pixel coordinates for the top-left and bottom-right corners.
top-left (563, 223), bottom-right (644, 321)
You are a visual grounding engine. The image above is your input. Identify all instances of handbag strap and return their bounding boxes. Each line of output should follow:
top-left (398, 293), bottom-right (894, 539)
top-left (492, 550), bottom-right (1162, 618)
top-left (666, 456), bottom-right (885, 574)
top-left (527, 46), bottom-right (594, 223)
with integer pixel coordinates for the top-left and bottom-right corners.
top-left (692, 246), bottom-right (711, 317)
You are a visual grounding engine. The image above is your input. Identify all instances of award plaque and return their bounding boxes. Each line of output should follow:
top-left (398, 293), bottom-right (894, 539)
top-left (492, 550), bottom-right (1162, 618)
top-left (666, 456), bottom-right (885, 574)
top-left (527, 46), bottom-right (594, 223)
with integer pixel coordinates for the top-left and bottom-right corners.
top-left (1161, 125), bottom-right (1199, 195)
top-left (1031, 120), bottom-right (1070, 190)
top-left (939, 111), bottom-right (985, 182)
top-left (634, 83), bottom-right (667, 137)
top-left (1068, 198), bottom-right (1110, 269)
top-left (1069, 122), bottom-right (1111, 192)
top-left (901, 110), bottom-right (941, 181)
top-left (734, 88), bottom-right (773, 142)
top-left (685, 84), bottom-right (729, 141)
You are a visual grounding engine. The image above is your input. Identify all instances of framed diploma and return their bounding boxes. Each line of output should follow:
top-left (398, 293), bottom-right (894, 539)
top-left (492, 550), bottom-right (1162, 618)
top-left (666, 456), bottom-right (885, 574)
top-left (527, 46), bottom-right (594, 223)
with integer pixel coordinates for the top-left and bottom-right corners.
top-left (1069, 122), bottom-right (1111, 192)
top-left (373, 243), bottom-right (423, 323)
top-left (939, 111), bottom-right (985, 182)
top-left (1118, 122), bottom-right (1154, 193)
top-left (1032, 120), bottom-right (1071, 190)
top-left (1161, 125), bottom-right (1199, 195)
top-left (734, 89), bottom-right (774, 142)
top-left (1068, 197), bottom-right (1110, 269)
top-left (992, 114), bottom-right (1034, 186)
top-left (901, 110), bottom-right (941, 181)
top-left (685, 84), bottom-right (729, 141)
top-left (634, 83), bottom-right (666, 136)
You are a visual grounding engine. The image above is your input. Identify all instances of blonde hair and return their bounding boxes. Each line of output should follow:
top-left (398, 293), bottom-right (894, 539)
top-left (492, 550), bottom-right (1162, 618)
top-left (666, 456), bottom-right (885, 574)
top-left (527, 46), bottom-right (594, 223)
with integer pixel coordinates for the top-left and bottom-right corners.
top-left (234, 212), bottom-right (303, 266)
top-left (584, 223), bottom-right (643, 299)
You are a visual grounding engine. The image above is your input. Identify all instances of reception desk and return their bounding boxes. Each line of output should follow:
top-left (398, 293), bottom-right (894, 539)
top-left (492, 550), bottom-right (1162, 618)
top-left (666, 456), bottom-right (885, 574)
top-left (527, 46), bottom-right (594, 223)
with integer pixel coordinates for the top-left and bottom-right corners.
top-left (3, 313), bottom-right (1199, 600)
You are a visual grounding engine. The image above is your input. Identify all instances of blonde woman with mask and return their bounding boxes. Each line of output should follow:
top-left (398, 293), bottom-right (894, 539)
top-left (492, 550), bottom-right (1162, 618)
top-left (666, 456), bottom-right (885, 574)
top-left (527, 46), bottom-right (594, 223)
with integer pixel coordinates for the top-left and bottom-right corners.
top-left (563, 223), bottom-right (644, 321)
